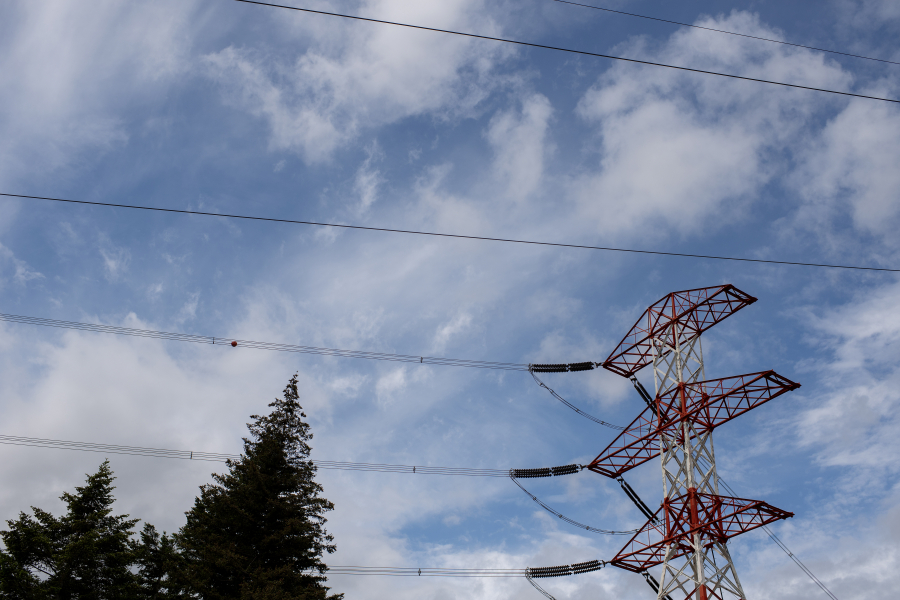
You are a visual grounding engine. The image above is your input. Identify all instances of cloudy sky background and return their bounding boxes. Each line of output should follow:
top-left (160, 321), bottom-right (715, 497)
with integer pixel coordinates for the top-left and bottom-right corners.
top-left (1, 0), bottom-right (899, 598)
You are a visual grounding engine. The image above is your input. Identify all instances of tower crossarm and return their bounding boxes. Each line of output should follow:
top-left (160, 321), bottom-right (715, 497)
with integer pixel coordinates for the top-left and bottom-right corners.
top-left (587, 371), bottom-right (799, 478)
top-left (587, 404), bottom-right (658, 478)
top-left (657, 371), bottom-right (800, 434)
top-left (609, 493), bottom-right (794, 573)
top-left (601, 285), bottom-right (757, 378)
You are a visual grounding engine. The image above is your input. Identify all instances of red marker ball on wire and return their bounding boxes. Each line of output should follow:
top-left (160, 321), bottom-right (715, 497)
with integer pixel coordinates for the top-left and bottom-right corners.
top-left (231, 341), bottom-right (237, 347)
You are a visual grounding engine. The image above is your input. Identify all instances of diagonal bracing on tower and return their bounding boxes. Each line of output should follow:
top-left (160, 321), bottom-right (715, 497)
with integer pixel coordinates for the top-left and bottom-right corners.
top-left (592, 284), bottom-right (800, 600)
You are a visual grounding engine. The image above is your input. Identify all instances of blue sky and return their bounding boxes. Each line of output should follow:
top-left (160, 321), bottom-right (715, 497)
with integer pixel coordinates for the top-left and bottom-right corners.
top-left (1, 0), bottom-right (899, 598)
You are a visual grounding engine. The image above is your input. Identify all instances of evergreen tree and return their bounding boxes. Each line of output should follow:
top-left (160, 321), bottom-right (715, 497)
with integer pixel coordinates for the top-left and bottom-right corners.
top-left (0, 460), bottom-right (141, 599)
top-left (134, 523), bottom-right (185, 600)
top-left (176, 375), bottom-right (341, 600)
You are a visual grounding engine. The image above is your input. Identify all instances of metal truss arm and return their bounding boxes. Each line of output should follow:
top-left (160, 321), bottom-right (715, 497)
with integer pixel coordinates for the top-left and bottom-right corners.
top-left (602, 285), bottom-right (757, 378)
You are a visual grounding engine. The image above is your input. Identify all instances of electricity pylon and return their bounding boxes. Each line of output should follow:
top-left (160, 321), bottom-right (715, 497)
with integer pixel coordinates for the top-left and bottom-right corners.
top-left (591, 285), bottom-right (799, 600)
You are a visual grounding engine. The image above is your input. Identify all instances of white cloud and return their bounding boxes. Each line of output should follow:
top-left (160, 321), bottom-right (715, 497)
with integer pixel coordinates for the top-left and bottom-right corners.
top-left (99, 244), bottom-right (131, 281)
top-left (202, 0), bottom-right (514, 163)
top-left (486, 93), bottom-right (554, 200)
top-left (571, 11), bottom-right (851, 240)
top-left (835, 0), bottom-right (900, 31)
top-left (792, 97), bottom-right (900, 240)
top-left (0, 242), bottom-right (44, 286)
top-left (795, 281), bottom-right (900, 471)
top-left (432, 311), bottom-right (474, 353)
top-left (177, 291), bottom-right (201, 323)
top-left (0, 0), bottom-right (198, 182)
top-left (354, 141), bottom-right (385, 215)
top-left (375, 367), bottom-right (408, 403)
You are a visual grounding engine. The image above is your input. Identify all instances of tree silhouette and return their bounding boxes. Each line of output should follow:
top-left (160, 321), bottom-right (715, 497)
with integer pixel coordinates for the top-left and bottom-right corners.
top-left (176, 374), bottom-right (341, 600)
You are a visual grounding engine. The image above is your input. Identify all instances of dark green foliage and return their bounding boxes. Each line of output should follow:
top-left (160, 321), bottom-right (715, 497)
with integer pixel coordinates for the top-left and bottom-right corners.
top-left (0, 376), bottom-right (339, 600)
top-left (176, 375), bottom-right (341, 600)
top-left (134, 524), bottom-right (186, 599)
top-left (0, 460), bottom-right (141, 599)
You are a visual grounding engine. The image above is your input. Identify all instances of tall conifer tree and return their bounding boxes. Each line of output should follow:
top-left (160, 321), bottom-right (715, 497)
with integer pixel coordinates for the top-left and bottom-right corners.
top-left (176, 375), bottom-right (340, 600)
top-left (0, 460), bottom-right (140, 599)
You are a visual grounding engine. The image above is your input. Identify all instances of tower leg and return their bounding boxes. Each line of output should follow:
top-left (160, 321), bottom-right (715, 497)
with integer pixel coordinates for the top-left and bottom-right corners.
top-left (652, 327), bottom-right (746, 600)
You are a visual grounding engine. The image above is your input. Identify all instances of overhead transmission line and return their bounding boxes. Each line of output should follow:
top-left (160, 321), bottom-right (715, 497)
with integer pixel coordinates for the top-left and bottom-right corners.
top-left (3, 193), bottom-right (898, 273)
top-left (231, 0), bottom-right (900, 105)
top-left (530, 369), bottom-right (625, 429)
top-left (0, 312), bottom-right (530, 371)
top-left (0, 434), bottom-right (510, 476)
top-left (325, 565), bottom-right (527, 577)
top-left (0, 433), bottom-right (637, 535)
top-left (695, 455), bottom-right (839, 600)
top-left (1, 433), bottom-right (831, 595)
top-left (551, 0), bottom-right (900, 67)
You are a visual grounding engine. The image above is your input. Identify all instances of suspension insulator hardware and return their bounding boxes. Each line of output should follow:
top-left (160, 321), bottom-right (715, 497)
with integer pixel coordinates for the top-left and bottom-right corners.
top-left (511, 467), bottom-right (552, 478)
top-left (529, 362), bottom-right (596, 373)
top-left (550, 464), bottom-right (580, 476)
top-left (511, 464), bottom-right (582, 479)
top-left (571, 559), bottom-right (605, 574)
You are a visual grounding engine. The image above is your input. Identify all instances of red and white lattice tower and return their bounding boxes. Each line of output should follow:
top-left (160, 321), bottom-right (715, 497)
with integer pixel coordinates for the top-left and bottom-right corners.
top-left (591, 285), bottom-right (800, 600)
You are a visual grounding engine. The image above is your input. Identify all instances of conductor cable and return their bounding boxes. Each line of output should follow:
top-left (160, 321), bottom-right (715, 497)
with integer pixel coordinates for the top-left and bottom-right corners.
top-left (529, 370), bottom-right (625, 430)
top-left (232, 0), bottom-right (900, 105)
top-left (0, 312), bottom-right (529, 371)
top-left (509, 473), bottom-right (639, 535)
top-left (3, 192), bottom-right (898, 272)
top-left (551, 0), bottom-right (900, 67)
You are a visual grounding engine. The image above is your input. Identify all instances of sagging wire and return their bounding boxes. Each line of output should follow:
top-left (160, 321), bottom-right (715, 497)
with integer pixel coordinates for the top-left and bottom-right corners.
top-left (0, 313), bottom-right (529, 371)
top-left (695, 455), bottom-right (839, 600)
top-left (509, 470), bottom-right (639, 535)
top-left (0, 434), bottom-right (511, 476)
top-left (529, 369), bottom-right (625, 430)
top-left (526, 573), bottom-right (557, 599)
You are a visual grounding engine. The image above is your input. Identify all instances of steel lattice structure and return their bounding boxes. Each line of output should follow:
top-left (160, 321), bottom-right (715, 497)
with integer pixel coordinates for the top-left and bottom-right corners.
top-left (595, 285), bottom-right (800, 600)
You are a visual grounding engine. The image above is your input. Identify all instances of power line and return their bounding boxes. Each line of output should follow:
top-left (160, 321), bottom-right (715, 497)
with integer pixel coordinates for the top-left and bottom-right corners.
top-left (232, 0), bottom-right (900, 105)
top-left (2, 433), bottom-right (639, 537)
top-left (0, 312), bottom-right (530, 371)
top-left (2, 433), bottom-right (832, 592)
top-left (530, 370), bottom-right (625, 430)
top-left (0, 434), bottom-right (510, 476)
top-left (3, 192), bottom-right (898, 273)
top-left (0, 431), bottom-right (638, 536)
top-left (326, 565), bottom-right (526, 577)
top-left (330, 559), bottom-right (606, 578)
top-left (510, 474), bottom-right (639, 535)
top-left (551, 0), bottom-right (900, 67)
top-left (697, 456), bottom-right (839, 600)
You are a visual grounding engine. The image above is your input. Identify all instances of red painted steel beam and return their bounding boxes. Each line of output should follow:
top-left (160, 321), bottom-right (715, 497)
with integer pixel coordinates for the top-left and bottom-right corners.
top-left (610, 492), bottom-right (793, 572)
top-left (602, 285), bottom-right (757, 378)
top-left (587, 371), bottom-right (800, 478)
